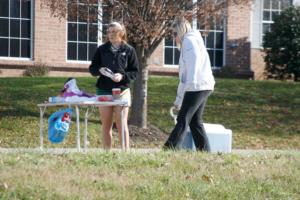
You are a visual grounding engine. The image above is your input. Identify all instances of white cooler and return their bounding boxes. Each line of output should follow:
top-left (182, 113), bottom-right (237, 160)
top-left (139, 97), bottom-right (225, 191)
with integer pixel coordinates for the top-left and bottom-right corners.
top-left (177, 123), bottom-right (232, 153)
top-left (204, 123), bottom-right (232, 153)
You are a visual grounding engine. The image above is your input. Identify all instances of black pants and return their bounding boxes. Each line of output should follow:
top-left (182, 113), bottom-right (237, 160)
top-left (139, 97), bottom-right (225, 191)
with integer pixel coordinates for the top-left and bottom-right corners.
top-left (164, 90), bottom-right (212, 151)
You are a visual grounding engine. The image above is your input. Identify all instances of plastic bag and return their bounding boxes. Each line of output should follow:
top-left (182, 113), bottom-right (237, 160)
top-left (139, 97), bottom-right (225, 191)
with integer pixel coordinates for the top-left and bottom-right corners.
top-left (61, 78), bottom-right (95, 98)
top-left (48, 108), bottom-right (73, 143)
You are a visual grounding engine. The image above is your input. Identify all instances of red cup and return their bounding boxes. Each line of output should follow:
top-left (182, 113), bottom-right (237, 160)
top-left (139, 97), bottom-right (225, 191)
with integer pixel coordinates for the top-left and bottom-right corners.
top-left (112, 88), bottom-right (121, 99)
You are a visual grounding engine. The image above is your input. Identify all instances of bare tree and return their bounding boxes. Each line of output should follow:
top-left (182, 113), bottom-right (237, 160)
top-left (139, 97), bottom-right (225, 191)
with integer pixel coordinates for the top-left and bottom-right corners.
top-left (40, 0), bottom-right (250, 128)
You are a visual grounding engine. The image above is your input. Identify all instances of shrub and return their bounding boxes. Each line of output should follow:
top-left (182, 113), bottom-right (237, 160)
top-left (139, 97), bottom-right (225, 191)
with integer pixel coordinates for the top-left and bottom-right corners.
top-left (263, 6), bottom-right (300, 81)
top-left (23, 63), bottom-right (50, 77)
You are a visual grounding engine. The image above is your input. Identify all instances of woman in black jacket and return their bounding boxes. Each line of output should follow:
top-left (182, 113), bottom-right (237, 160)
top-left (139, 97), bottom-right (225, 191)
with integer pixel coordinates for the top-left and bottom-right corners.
top-left (89, 22), bottom-right (139, 149)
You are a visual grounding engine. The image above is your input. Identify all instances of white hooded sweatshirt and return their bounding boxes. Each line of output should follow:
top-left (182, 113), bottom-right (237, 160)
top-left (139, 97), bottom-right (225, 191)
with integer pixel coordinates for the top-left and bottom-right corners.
top-left (174, 30), bottom-right (215, 108)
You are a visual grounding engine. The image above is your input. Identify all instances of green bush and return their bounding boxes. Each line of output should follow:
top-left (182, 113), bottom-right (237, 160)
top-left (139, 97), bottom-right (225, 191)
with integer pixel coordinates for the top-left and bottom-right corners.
top-left (263, 6), bottom-right (300, 81)
top-left (23, 63), bottom-right (50, 77)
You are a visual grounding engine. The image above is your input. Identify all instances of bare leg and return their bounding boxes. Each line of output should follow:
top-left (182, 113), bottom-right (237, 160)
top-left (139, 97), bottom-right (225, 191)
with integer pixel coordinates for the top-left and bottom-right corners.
top-left (99, 106), bottom-right (113, 149)
top-left (114, 106), bottom-right (130, 149)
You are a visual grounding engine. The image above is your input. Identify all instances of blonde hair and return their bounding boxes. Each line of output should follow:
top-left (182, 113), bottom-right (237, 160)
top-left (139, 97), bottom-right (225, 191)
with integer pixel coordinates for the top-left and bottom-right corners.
top-left (107, 21), bottom-right (127, 43)
top-left (172, 17), bottom-right (192, 46)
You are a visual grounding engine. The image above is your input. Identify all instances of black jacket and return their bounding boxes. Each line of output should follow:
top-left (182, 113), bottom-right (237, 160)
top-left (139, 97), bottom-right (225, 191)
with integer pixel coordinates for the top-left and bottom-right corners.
top-left (89, 42), bottom-right (139, 90)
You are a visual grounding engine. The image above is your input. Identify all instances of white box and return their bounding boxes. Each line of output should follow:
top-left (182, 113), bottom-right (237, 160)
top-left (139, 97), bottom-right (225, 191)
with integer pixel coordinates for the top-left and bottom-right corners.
top-left (177, 123), bottom-right (232, 153)
top-left (204, 123), bottom-right (232, 153)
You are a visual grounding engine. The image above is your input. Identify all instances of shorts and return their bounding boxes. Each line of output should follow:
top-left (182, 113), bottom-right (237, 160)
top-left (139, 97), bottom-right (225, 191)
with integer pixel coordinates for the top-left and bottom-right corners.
top-left (96, 88), bottom-right (131, 107)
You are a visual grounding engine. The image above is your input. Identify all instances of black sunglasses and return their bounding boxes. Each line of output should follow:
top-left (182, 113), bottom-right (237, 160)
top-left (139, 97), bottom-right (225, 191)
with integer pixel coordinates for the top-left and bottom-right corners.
top-left (173, 32), bottom-right (178, 37)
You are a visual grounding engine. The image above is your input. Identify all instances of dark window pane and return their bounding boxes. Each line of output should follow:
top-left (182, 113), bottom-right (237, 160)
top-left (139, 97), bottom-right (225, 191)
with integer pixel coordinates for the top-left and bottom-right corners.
top-left (10, 39), bottom-right (20, 57)
top-left (174, 48), bottom-right (180, 65)
top-left (89, 5), bottom-right (98, 23)
top-left (215, 23), bottom-right (224, 31)
top-left (78, 24), bottom-right (87, 41)
top-left (102, 5), bottom-right (111, 25)
top-left (165, 39), bottom-right (174, 46)
top-left (164, 48), bottom-right (173, 65)
top-left (10, 0), bottom-right (20, 18)
top-left (78, 43), bottom-right (87, 60)
top-left (78, 4), bottom-right (88, 22)
top-left (281, 0), bottom-right (291, 8)
top-left (215, 50), bottom-right (223, 67)
top-left (207, 50), bottom-right (214, 66)
top-left (68, 23), bottom-right (77, 41)
top-left (21, 20), bottom-right (30, 38)
top-left (0, 0), bottom-right (9, 17)
top-left (0, 19), bottom-right (9, 37)
top-left (273, 0), bottom-right (279, 9)
top-left (263, 11), bottom-right (271, 21)
top-left (101, 24), bottom-right (108, 41)
top-left (10, 19), bottom-right (20, 37)
top-left (206, 32), bottom-right (214, 48)
top-left (263, 23), bottom-right (271, 34)
top-left (215, 32), bottom-right (223, 49)
top-left (89, 24), bottom-right (98, 42)
top-left (264, 0), bottom-right (271, 9)
top-left (271, 11), bottom-right (280, 21)
top-left (88, 43), bottom-right (97, 60)
top-left (0, 38), bottom-right (8, 56)
top-left (21, 39), bottom-right (30, 57)
top-left (68, 42), bottom-right (77, 60)
top-left (21, 0), bottom-right (30, 18)
top-left (68, 3), bottom-right (78, 21)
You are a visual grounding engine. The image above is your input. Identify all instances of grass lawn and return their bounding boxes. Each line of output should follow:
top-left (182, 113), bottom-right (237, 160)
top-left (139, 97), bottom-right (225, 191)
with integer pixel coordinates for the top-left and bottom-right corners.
top-left (0, 76), bottom-right (299, 149)
top-left (0, 151), bottom-right (299, 199)
top-left (0, 76), bottom-right (300, 199)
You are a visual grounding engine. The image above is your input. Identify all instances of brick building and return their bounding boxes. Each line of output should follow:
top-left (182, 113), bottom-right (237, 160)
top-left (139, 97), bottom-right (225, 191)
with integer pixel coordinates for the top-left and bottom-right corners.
top-left (0, 0), bottom-right (299, 78)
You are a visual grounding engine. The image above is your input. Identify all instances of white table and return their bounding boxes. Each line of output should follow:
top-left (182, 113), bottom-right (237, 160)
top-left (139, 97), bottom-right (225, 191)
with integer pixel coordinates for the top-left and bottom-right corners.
top-left (37, 100), bottom-right (128, 152)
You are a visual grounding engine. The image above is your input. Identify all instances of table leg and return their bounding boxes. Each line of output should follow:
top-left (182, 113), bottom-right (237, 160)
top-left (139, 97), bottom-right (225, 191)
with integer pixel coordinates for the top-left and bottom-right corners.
top-left (84, 108), bottom-right (89, 151)
top-left (39, 107), bottom-right (45, 150)
top-left (121, 106), bottom-right (125, 150)
top-left (75, 105), bottom-right (81, 152)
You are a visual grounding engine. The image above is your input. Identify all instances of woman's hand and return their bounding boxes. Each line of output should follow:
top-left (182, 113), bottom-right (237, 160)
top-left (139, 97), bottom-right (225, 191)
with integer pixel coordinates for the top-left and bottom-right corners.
top-left (112, 73), bottom-right (123, 82)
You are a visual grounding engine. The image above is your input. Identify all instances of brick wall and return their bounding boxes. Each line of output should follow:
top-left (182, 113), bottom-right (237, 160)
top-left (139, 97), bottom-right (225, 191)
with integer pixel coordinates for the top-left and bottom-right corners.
top-left (0, 1), bottom-right (266, 79)
top-left (251, 49), bottom-right (266, 80)
top-left (225, 1), bottom-right (253, 78)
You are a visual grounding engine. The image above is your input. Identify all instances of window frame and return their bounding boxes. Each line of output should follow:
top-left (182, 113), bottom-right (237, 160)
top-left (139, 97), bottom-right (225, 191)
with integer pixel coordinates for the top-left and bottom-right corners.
top-left (66, 0), bottom-right (101, 63)
top-left (0, 0), bottom-right (33, 60)
top-left (163, 19), bottom-right (226, 69)
top-left (260, 0), bottom-right (291, 46)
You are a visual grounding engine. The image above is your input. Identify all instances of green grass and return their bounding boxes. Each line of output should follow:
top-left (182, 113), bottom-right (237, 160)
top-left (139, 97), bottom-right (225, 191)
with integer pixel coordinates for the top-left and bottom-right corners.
top-left (0, 77), bottom-right (300, 199)
top-left (0, 151), bottom-right (299, 199)
top-left (0, 76), bottom-right (300, 149)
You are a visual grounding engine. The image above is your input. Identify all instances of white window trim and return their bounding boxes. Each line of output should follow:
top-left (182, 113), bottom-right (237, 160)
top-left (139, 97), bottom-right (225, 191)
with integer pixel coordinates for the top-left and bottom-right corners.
top-left (258, 0), bottom-right (291, 48)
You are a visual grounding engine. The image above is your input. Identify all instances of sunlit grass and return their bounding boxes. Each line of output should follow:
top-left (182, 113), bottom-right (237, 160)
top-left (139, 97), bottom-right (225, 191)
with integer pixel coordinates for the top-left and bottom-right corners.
top-left (0, 76), bottom-right (299, 149)
top-left (0, 151), bottom-right (299, 199)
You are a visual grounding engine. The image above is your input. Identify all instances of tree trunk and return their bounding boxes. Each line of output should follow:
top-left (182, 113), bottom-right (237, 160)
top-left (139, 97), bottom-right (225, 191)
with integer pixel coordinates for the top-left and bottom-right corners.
top-left (129, 46), bottom-right (148, 128)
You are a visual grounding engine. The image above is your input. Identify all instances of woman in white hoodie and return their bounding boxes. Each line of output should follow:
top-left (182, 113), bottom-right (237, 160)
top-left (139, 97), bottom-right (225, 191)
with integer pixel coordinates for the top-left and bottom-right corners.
top-left (163, 17), bottom-right (215, 151)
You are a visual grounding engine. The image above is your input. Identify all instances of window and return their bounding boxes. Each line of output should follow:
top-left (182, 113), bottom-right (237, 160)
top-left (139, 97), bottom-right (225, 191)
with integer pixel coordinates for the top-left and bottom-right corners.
top-left (0, 0), bottom-right (31, 58)
top-left (262, 0), bottom-right (290, 41)
top-left (67, 1), bottom-right (99, 61)
top-left (197, 21), bottom-right (224, 68)
top-left (164, 39), bottom-right (180, 66)
top-left (163, 21), bottom-right (225, 68)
